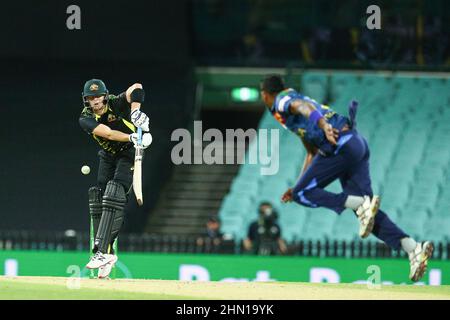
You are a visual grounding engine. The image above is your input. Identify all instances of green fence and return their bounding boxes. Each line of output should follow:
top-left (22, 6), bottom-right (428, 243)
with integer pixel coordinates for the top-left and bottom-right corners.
top-left (1, 250), bottom-right (449, 286)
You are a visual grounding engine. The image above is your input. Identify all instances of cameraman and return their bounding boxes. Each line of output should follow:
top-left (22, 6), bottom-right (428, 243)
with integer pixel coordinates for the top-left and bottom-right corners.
top-left (243, 202), bottom-right (288, 255)
top-left (196, 216), bottom-right (224, 247)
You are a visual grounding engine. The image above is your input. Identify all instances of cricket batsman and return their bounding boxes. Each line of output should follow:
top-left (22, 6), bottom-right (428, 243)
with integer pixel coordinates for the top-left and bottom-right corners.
top-left (79, 79), bottom-right (152, 278)
top-left (260, 74), bottom-right (433, 282)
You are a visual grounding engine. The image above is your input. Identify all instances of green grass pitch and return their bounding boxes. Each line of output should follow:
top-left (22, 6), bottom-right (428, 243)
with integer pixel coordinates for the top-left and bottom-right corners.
top-left (1, 276), bottom-right (449, 300)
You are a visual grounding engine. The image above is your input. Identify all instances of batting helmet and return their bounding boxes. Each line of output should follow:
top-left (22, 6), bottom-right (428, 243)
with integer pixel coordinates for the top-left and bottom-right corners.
top-left (82, 79), bottom-right (109, 107)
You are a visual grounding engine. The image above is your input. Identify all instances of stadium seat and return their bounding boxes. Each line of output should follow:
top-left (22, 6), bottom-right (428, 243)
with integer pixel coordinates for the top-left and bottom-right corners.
top-left (423, 216), bottom-right (450, 243)
top-left (399, 203), bottom-right (430, 220)
top-left (220, 216), bottom-right (245, 240)
top-left (396, 215), bottom-right (426, 240)
top-left (281, 225), bottom-right (302, 243)
top-left (434, 202), bottom-right (450, 217)
top-left (332, 211), bottom-right (359, 242)
top-left (279, 205), bottom-right (309, 229)
top-left (381, 184), bottom-right (410, 210)
top-left (301, 72), bottom-right (328, 104)
top-left (299, 209), bottom-right (338, 242)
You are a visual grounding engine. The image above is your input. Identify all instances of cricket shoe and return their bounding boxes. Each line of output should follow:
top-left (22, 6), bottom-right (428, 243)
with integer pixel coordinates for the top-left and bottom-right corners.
top-left (86, 251), bottom-right (116, 269)
top-left (356, 195), bottom-right (380, 238)
top-left (98, 255), bottom-right (118, 279)
top-left (409, 241), bottom-right (434, 282)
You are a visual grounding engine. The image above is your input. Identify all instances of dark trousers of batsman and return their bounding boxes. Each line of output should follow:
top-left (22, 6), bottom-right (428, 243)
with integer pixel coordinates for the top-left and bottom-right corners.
top-left (88, 147), bottom-right (134, 254)
top-left (292, 130), bottom-right (408, 250)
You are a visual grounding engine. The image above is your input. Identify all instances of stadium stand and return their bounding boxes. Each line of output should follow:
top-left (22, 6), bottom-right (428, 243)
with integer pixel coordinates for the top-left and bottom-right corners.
top-left (219, 71), bottom-right (450, 247)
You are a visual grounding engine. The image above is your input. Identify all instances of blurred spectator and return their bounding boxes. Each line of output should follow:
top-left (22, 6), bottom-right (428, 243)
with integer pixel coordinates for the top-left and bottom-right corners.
top-left (307, 27), bottom-right (332, 62)
top-left (196, 216), bottom-right (224, 247)
top-left (384, 14), bottom-right (415, 64)
top-left (243, 202), bottom-right (287, 255)
top-left (193, 0), bottom-right (450, 68)
top-left (236, 31), bottom-right (265, 64)
top-left (423, 15), bottom-right (448, 65)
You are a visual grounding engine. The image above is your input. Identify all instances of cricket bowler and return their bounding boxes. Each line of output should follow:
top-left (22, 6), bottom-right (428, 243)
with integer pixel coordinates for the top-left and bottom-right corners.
top-left (79, 79), bottom-right (152, 278)
top-left (260, 74), bottom-right (433, 282)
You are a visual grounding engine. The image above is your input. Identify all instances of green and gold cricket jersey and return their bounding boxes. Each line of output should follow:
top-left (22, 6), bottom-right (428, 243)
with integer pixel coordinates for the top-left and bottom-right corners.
top-left (79, 93), bottom-right (136, 154)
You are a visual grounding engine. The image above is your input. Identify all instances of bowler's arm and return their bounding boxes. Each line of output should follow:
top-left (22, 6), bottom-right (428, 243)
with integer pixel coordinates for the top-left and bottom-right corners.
top-left (300, 137), bottom-right (317, 174)
top-left (282, 138), bottom-right (317, 203)
top-left (289, 100), bottom-right (329, 131)
top-left (92, 124), bottom-right (130, 142)
top-left (289, 100), bottom-right (338, 145)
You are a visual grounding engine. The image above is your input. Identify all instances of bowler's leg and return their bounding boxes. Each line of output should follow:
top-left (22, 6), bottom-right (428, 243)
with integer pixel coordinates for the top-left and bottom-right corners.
top-left (292, 153), bottom-right (349, 214)
top-left (292, 132), bottom-right (367, 214)
top-left (341, 137), bottom-right (408, 249)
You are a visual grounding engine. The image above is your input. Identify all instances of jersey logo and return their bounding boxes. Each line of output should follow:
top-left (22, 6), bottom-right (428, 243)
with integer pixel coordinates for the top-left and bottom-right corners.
top-left (324, 111), bottom-right (336, 119)
top-left (277, 95), bottom-right (291, 112)
top-left (297, 128), bottom-right (306, 138)
top-left (107, 114), bottom-right (117, 122)
top-left (90, 83), bottom-right (99, 91)
top-left (272, 112), bottom-right (287, 129)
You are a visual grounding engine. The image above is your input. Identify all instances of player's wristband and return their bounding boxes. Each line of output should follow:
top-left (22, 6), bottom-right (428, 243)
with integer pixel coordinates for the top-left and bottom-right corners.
top-left (309, 110), bottom-right (323, 125)
top-left (130, 88), bottom-right (145, 103)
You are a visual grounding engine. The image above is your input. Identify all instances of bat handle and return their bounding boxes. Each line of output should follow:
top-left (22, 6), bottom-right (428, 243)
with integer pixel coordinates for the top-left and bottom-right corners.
top-left (137, 127), bottom-right (142, 145)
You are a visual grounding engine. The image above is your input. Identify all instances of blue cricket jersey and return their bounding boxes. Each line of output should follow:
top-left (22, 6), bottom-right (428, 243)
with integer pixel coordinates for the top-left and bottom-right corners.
top-left (270, 88), bottom-right (351, 155)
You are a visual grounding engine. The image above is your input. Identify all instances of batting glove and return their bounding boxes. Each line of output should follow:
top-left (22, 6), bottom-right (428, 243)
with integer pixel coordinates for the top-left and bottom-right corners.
top-left (129, 132), bottom-right (153, 149)
top-left (130, 109), bottom-right (150, 132)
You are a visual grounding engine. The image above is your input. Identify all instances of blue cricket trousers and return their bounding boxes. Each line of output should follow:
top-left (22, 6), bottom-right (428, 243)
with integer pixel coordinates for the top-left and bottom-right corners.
top-left (292, 130), bottom-right (408, 250)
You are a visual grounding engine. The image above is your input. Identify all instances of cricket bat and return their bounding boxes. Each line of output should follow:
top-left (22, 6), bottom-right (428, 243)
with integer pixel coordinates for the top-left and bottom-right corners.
top-left (133, 127), bottom-right (144, 206)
